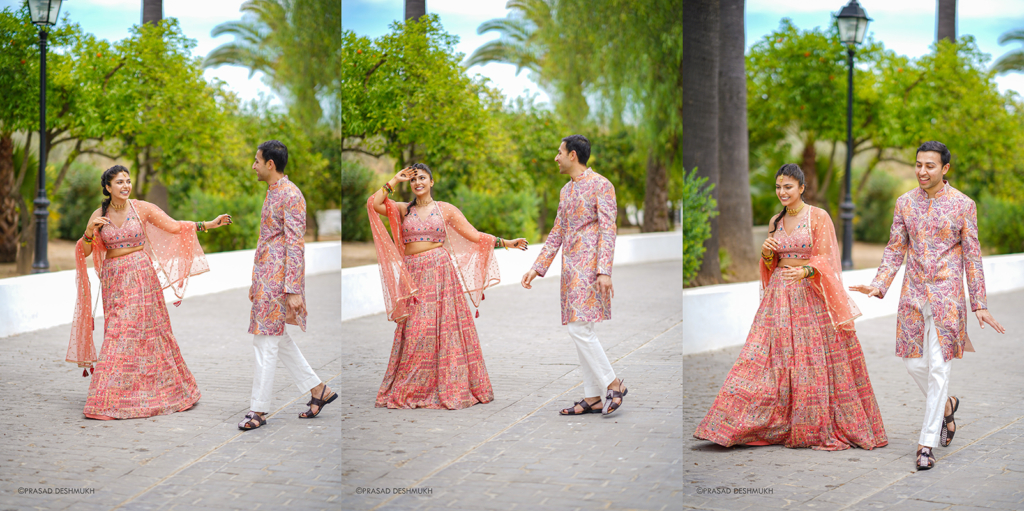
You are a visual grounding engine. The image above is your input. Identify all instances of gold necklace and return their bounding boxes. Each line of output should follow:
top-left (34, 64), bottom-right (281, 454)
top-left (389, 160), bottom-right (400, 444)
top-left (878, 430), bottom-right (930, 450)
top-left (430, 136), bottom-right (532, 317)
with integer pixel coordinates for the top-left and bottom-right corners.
top-left (110, 200), bottom-right (127, 210)
top-left (786, 201), bottom-right (805, 216)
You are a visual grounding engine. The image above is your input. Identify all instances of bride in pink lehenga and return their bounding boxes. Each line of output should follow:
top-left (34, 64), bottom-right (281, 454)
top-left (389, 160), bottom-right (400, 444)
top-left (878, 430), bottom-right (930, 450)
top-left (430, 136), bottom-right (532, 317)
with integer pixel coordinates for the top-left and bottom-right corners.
top-left (67, 165), bottom-right (231, 420)
top-left (367, 163), bottom-right (529, 410)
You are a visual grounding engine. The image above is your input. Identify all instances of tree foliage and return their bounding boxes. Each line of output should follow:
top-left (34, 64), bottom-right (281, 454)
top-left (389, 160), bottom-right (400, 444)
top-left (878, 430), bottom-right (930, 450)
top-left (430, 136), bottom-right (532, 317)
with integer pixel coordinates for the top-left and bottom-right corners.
top-left (683, 169), bottom-right (717, 286)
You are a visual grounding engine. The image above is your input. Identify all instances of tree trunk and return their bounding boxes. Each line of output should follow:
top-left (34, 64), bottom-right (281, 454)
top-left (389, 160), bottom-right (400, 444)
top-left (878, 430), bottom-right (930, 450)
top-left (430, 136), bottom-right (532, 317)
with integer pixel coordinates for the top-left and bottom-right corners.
top-left (142, 0), bottom-right (163, 25)
top-left (405, 0), bottom-right (426, 21)
top-left (801, 137), bottom-right (819, 206)
top-left (683, 0), bottom-right (721, 285)
top-left (937, 0), bottom-right (956, 43)
top-left (0, 134), bottom-right (17, 263)
top-left (642, 152), bottom-right (669, 233)
top-left (716, 0), bottom-right (756, 282)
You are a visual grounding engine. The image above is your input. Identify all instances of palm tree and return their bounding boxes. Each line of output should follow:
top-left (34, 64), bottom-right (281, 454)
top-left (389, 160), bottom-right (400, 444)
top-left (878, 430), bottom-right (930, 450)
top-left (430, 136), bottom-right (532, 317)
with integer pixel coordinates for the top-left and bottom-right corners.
top-left (405, 0), bottom-right (425, 21)
top-left (203, 0), bottom-right (286, 82)
top-left (994, 28), bottom-right (1024, 74)
top-left (463, 0), bottom-right (550, 77)
top-left (717, 0), bottom-right (756, 281)
top-left (683, 0), bottom-right (722, 285)
top-left (936, 0), bottom-right (955, 43)
top-left (142, 0), bottom-right (162, 25)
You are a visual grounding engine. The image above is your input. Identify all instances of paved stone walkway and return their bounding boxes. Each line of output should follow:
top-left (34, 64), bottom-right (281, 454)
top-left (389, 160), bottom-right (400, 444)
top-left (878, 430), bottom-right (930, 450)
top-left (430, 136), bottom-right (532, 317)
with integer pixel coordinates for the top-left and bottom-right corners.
top-left (341, 261), bottom-right (683, 511)
top-left (684, 287), bottom-right (1024, 510)
top-left (0, 272), bottom-right (342, 510)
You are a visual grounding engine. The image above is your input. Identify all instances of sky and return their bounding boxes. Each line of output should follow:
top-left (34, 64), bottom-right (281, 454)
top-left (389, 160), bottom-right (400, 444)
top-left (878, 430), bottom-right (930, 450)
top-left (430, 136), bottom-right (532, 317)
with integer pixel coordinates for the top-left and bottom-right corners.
top-left (0, 0), bottom-right (280, 105)
top-left (342, 0), bottom-right (1024, 105)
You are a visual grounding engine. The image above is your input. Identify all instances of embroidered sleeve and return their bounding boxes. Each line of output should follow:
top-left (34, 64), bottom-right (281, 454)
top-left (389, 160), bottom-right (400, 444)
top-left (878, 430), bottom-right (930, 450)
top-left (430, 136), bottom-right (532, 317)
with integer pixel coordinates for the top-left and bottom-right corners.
top-left (283, 188), bottom-right (306, 295)
top-left (532, 205), bottom-right (563, 278)
top-left (870, 197), bottom-right (909, 298)
top-left (961, 199), bottom-right (987, 311)
top-left (596, 179), bottom-right (617, 276)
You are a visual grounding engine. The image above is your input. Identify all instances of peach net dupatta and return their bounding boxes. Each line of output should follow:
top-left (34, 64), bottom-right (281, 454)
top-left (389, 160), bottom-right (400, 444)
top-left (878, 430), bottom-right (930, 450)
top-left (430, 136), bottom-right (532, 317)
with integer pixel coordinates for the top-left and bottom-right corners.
top-left (759, 206), bottom-right (861, 331)
top-left (365, 196), bottom-right (500, 322)
top-left (67, 200), bottom-right (210, 368)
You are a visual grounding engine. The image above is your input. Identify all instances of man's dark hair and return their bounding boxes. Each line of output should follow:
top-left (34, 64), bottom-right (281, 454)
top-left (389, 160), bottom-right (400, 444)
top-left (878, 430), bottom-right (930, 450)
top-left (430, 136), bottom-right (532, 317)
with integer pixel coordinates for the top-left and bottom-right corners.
top-left (562, 134), bottom-right (591, 165)
top-left (258, 140), bottom-right (289, 172)
top-left (916, 141), bottom-right (950, 167)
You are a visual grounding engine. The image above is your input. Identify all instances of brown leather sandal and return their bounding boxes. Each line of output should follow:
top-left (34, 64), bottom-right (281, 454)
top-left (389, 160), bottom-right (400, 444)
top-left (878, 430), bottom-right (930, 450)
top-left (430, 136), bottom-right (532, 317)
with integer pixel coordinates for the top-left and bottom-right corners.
top-left (916, 447), bottom-right (935, 470)
top-left (560, 398), bottom-right (602, 415)
top-left (941, 396), bottom-right (959, 447)
top-left (299, 386), bottom-right (337, 419)
top-left (238, 411), bottom-right (266, 431)
top-left (603, 380), bottom-right (628, 416)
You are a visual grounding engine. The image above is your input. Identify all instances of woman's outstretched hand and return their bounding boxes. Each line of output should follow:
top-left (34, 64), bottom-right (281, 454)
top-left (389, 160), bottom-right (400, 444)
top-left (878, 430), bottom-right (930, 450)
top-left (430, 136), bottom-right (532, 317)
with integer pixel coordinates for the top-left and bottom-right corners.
top-left (207, 214), bottom-right (232, 229)
top-left (506, 238), bottom-right (529, 250)
top-left (848, 284), bottom-right (882, 298)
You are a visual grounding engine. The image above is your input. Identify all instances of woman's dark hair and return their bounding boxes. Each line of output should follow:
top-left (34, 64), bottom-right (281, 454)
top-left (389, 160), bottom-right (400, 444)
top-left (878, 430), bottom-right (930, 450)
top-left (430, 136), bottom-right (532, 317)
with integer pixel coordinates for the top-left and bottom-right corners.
top-left (405, 163), bottom-right (433, 217)
top-left (258, 139), bottom-right (289, 172)
top-left (769, 163), bottom-right (806, 234)
top-left (100, 165), bottom-right (131, 219)
top-left (916, 140), bottom-right (951, 166)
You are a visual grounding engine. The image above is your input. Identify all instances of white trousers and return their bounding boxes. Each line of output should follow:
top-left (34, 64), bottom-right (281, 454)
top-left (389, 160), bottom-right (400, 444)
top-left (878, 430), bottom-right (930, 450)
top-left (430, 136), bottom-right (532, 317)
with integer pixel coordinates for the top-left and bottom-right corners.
top-left (251, 330), bottom-right (321, 412)
top-left (568, 321), bottom-right (616, 398)
top-left (903, 300), bottom-right (952, 447)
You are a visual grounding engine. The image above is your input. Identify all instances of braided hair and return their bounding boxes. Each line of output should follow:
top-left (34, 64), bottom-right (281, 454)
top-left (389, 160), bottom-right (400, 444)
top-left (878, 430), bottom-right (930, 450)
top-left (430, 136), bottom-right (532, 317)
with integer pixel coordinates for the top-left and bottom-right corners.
top-left (769, 163), bottom-right (806, 234)
top-left (100, 165), bottom-right (130, 219)
top-left (404, 163), bottom-right (434, 217)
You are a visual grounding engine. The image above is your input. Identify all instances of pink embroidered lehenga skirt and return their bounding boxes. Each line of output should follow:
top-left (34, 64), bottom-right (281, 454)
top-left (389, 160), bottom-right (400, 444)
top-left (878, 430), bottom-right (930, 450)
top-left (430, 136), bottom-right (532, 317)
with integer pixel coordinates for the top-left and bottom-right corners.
top-left (84, 251), bottom-right (201, 420)
top-left (376, 247), bottom-right (494, 409)
top-left (693, 268), bottom-right (888, 450)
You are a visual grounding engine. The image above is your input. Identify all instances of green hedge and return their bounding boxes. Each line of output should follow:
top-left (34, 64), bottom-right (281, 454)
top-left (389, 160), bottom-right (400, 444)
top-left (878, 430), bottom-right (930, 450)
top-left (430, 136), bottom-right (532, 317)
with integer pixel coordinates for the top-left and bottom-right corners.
top-left (979, 194), bottom-right (1024, 255)
top-left (54, 162), bottom-right (104, 240)
top-left (683, 168), bottom-right (717, 285)
top-left (171, 191), bottom-right (265, 253)
top-left (341, 160), bottom-right (375, 242)
top-left (853, 169), bottom-right (902, 244)
top-left (450, 185), bottom-right (539, 243)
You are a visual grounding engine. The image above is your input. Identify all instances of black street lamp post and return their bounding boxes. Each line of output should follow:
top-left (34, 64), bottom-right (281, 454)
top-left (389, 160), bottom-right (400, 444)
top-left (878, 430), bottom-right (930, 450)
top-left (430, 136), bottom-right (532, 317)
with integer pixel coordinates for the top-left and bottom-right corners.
top-left (28, 0), bottom-right (64, 274)
top-left (836, 0), bottom-right (870, 271)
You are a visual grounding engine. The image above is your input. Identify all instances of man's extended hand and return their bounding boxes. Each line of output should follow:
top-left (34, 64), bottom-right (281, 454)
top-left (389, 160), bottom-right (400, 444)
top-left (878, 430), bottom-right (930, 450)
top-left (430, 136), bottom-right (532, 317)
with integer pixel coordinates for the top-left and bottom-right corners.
top-left (285, 293), bottom-right (305, 322)
top-left (521, 269), bottom-right (539, 289)
top-left (976, 309), bottom-right (1005, 334)
top-left (597, 274), bottom-right (614, 299)
top-left (849, 284), bottom-right (882, 298)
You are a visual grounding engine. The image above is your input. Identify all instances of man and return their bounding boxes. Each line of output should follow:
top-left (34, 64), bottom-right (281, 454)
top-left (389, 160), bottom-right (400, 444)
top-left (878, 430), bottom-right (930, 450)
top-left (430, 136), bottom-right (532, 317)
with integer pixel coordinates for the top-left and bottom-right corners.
top-left (237, 140), bottom-right (336, 430)
top-left (522, 134), bottom-right (627, 416)
top-left (851, 141), bottom-right (1004, 470)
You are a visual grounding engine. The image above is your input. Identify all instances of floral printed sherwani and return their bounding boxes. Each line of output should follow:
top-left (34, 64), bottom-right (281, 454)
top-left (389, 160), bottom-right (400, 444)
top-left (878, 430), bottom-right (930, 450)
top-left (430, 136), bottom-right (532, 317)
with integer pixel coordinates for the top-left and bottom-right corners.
top-left (249, 176), bottom-right (306, 335)
top-left (869, 181), bottom-right (986, 361)
top-left (532, 168), bottom-right (617, 325)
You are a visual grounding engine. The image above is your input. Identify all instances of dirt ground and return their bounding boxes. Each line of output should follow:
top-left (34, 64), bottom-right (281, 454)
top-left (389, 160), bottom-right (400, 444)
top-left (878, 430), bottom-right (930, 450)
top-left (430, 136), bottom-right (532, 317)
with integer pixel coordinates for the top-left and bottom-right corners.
top-left (0, 232), bottom-right (337, 279)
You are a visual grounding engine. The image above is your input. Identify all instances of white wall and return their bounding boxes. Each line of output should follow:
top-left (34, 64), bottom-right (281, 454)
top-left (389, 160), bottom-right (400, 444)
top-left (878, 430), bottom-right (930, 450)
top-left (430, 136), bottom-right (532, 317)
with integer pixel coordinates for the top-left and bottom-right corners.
top-left (342, 231), bottom-right (683, 322)
top-left (682, 253), bottom-right (1024, 355)
top-left (0, 241), bottom-right (340, 338)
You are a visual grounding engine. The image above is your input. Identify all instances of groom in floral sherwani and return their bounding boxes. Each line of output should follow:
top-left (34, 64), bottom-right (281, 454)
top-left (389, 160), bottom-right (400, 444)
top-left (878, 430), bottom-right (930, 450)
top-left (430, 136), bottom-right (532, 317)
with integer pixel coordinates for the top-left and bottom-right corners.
top-left (522, 134), bottom-right (627, 417)
top-left (237, 140), bottom-right (336, 431)
top-left (851, 141), bottom-right (1004, 471)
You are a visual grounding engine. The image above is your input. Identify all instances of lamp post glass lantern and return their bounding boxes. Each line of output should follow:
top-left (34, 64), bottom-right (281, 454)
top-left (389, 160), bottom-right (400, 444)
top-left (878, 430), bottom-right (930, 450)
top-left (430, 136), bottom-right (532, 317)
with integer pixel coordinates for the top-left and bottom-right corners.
top-left (28, 0), bottom-right (63, 274)
top-left (836, 0), bottom-right (870, 271)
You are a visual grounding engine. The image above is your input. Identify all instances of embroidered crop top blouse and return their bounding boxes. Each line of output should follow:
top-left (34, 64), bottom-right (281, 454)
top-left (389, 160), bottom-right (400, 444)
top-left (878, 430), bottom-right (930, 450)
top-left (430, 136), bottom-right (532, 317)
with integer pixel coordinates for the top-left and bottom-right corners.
top-left (100, 210), bottom-right (145, 249)
top-left (402, 205), bottom-right (446, 244)
top-left (773, 207), bottom-right (812, 259)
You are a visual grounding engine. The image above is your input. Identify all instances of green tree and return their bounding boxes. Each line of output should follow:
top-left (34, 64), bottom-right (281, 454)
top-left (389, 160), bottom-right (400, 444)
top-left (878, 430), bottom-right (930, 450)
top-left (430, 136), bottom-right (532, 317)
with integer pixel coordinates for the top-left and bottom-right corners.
top-left (342, 16), bottom-right (521, 192)
top-left (683, 169), bottom-right (717, 286)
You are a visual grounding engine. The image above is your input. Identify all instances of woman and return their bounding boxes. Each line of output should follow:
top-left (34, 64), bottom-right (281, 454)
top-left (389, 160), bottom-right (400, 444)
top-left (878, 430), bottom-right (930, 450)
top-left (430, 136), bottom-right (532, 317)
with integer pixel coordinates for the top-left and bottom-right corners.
top-left (693, 163), bottom-right (887, 450)
top-left (367, 163), bottom-right (528, 409)
top-left (67, 165), bottom-right (231, 420)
